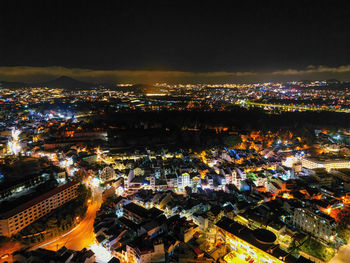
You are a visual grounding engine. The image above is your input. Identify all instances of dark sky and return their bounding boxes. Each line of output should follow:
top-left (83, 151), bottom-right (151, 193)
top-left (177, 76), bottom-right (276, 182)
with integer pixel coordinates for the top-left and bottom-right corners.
top-left (0, 0), bottom-right (350, 82)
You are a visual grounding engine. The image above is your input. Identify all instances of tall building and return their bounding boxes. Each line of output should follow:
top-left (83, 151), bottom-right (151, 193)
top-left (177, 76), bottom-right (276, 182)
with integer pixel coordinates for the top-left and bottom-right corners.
top-left (0, 181), bottom-right (80, 237)
top-left (150, 176), bottom-right (156, 190)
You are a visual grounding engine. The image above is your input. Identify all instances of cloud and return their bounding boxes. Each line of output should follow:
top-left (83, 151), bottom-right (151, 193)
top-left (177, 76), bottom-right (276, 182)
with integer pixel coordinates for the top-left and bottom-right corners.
top-left (271, 65), bottom-right (350, 75)
top-left (0, 65), bottom-right (350, 83)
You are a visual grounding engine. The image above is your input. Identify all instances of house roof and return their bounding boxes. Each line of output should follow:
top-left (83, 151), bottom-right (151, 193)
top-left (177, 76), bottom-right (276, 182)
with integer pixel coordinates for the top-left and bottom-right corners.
top-left (123, 202), bottom-right (149, 218)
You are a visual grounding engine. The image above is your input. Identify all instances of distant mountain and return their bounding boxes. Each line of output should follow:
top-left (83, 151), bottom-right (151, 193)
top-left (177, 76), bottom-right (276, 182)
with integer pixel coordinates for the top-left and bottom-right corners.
top-left (38, 76), bottom-right (96, 90)
top-left (0, 80), bottom-right (30, 89)
top-left (0, 77), bottom-right (168, 93)
top-left (0, 76), bottom-right (97, 90)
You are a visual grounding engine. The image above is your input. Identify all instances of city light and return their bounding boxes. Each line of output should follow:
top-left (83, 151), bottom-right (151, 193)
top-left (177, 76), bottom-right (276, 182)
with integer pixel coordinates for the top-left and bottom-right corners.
top-left (7, 128), bottom-right (21, 155)
top-left (282, 193), bottom-right (294, 199)
top-left (1, 2), bottom-right (349, 263)
top-left (91, 177), bottom-right (100, 187)
top-left (90, 243), bottom-right (112, 263)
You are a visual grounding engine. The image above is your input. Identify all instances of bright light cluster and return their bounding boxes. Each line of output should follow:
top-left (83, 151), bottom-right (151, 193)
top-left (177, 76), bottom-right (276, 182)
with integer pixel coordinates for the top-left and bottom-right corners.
top-left (59, 157), bottom-right (74, 168)
top-left (7, 128), bottom-right (21, 155)
top-left (90, 242), bottom-right (112, 263)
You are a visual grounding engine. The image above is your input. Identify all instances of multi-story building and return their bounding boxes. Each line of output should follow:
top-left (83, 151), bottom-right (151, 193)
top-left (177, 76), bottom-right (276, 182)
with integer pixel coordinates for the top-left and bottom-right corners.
top-left (123, 202), bottom-right (149, 224)
top-left (311, 171), bottom-right (333, 187)
top-left (293, 208), bottom-right (336, 242)
top-left (216, 217), bottom-right (295, 263)
top-left (0, 181), bottom-right (79, 237)
top-left (302, 157), bottom-right (350, 172)
top-left (126, 238), bottom-right (165, 263)
top-left (177, 173), bottom-right (191, 189)
top-left (301, 158), bottom-right (324, 170)
top-left (99, 166), bottom-right (116, 182)
top-left (165, 174), bottom-right (178, 188)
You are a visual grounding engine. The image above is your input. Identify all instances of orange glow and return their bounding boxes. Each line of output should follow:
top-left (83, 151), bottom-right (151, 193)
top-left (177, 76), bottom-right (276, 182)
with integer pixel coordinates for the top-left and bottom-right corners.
top-left (311, 193), bottom-right (323, 200)
top-left (282, 193), bottom-right (294, 199)
top-left (341, 193), bottom-right (350, 206)
top-left (64, 131), bottom-right (75, 137)
top-left (36, 200), bottom-right (101, 252)
top-left (77, 146), bottom-right (87, 153)
top-left (220, 231), bottom-right (284, 263)
top-left (199, 169), bottom-right (209, 179)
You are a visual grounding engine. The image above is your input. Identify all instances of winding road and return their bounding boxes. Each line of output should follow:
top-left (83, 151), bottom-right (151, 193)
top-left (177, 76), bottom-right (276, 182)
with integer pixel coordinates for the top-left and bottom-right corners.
top-left (329, 240), bottom-right (350, 263)
top-left (32, 186), bottom-right (102, 252)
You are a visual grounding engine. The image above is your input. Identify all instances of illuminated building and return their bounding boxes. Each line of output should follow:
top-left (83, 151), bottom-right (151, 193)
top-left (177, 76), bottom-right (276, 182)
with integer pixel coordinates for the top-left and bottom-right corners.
top-left (150, 175), bottom-right (156, 190)
top-left (0, 181), bottom-right (79, 237)
top-left (7, 128), bottom-right (21, 155)
top-left (216, 217), bottom-right (300, 263)
top-left (342, 193), bottom-right (350, 206)
top-left (302, 157), bottom-right (350, 172)
top-left (126, 238), bottom-right (165, 263)
top-left (99, 166), bottom-right (116, 182)
top-left (282, 155), bottom-right (298, 168)
top-left (165, 174), bottom-right (177, 188)
top-left (123, 202), bottom-right (150, 224)
top-left (311, 170), bottom-right (333, 187)
top-left (293, 208), bottom-right (336, 242)
top-left (177, 173), bottom-right (191, 189)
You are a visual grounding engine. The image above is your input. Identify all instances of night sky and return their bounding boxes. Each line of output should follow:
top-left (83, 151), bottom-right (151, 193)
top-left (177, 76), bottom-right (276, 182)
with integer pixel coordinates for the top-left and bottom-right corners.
top-left (0, 0), bottom-right (350, 83)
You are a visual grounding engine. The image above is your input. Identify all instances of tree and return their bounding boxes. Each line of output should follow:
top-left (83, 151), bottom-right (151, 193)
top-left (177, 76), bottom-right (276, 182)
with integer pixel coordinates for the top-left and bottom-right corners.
top-left (335, 225), bottom-right (350, 244)
top-left (224, 135), bottom-right (242, 148)
top-left (76, 184), bottom-right (92, 203)
top-left (75, 169), bottom-right (88, 182)
top-left (336, 208), bottom-right (350, 226)
top-left (299, 238), bottom-right (335, 262)
top-left (247, 172), bottom-right (257, 181)
top-left (46, 217), bottom-right (58, 230)
top-left (185, 186), bottom-right (192, 196)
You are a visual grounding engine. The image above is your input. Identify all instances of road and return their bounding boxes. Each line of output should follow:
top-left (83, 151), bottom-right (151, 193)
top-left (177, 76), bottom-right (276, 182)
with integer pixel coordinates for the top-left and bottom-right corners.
top-left (329, 239), bottom-right (350, 263)
top-left (244, 101), bottom-right (350, 113)
top-left (33, 187), bottom-right (102, 252)
top-left (0, 242), bottom-right (21, 263)
top-left (0, 200), bottom-right (100, 262)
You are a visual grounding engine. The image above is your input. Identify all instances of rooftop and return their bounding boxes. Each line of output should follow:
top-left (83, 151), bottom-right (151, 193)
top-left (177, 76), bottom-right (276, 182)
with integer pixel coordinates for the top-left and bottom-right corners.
top-left (216, 216), bottom-right (288, 261)
top-left (0, 181), bottom-right (79, 218)
top-left (123, 202), bottom-right (150, 219)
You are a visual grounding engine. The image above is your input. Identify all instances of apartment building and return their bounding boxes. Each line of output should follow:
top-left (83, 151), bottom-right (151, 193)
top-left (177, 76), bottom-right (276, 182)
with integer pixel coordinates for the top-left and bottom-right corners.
top-left (0, 181), bottom-right (79, 236)
top-left (293, 207), bottom-right (336, 242)
top-left (302, 157), bottom-right (350, 172)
